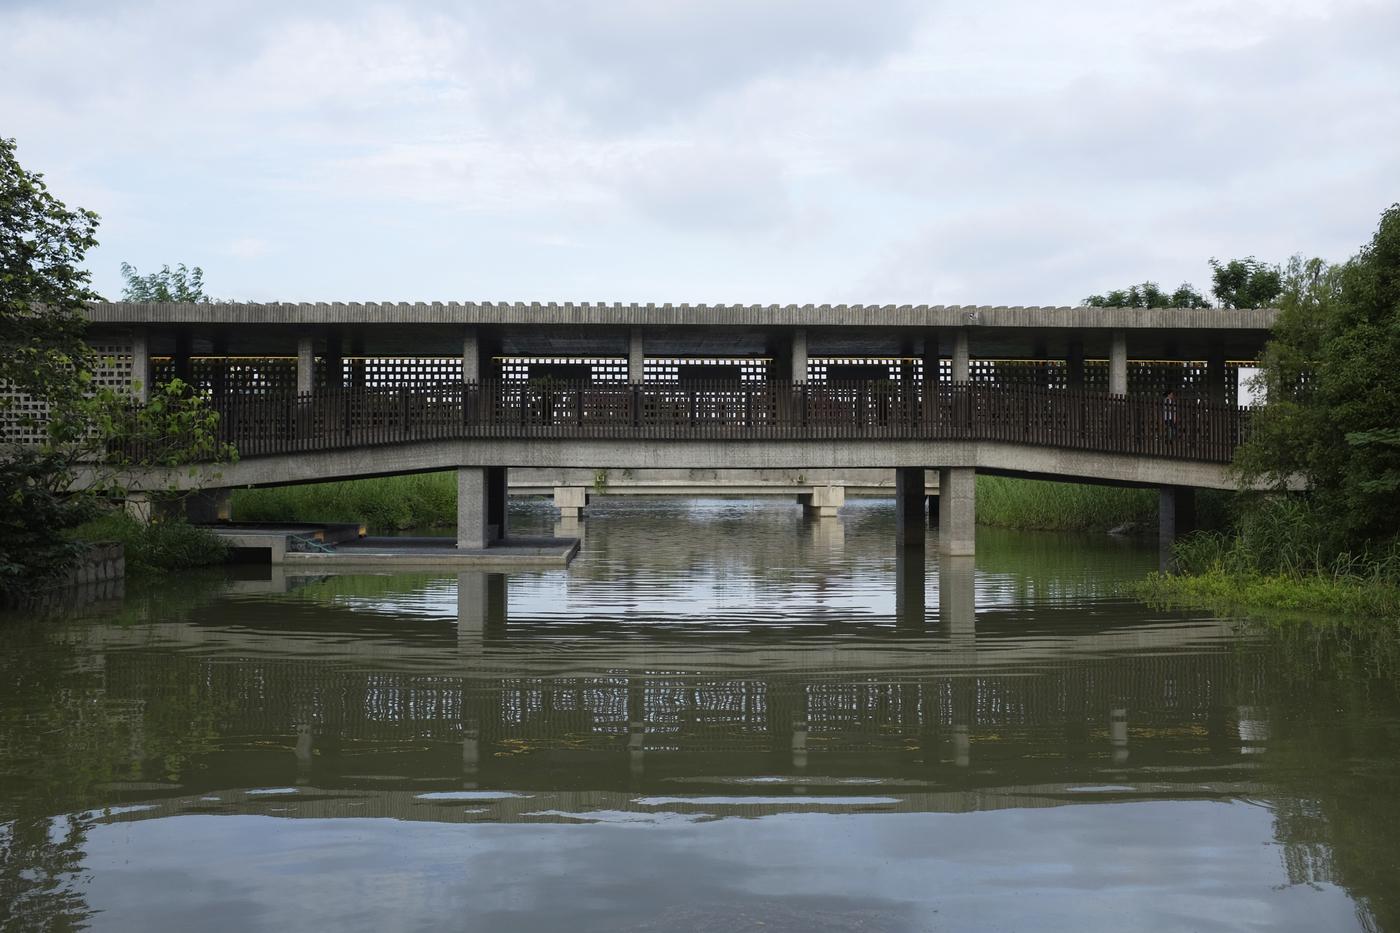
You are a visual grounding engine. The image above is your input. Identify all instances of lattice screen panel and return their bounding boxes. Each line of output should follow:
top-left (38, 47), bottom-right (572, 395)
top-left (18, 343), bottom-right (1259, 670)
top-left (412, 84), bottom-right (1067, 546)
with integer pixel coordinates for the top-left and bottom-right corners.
top-left (1, 340), bottom-right (136, 445)
top-left (644, 358), bottom-right (769, 383)
top-left (500, 358), bottom-right (630, 383)
top-left (966, 359), bottom-right (1068, 388)
top-left (809, 358), bottom-right (917, 384)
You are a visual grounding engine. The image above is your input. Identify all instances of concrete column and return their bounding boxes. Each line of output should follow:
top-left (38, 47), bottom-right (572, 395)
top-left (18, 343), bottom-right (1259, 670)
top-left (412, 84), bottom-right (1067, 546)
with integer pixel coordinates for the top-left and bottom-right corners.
top-left (939, 555), bottom-right (976, 649)
top-left (1158, 485), bottom-right (1197, 569)
top-left (553, 485), bottom-right (588, 519)
top-left (488, 466), bottom-right (509, 542)
top-left (1066, 337), bottom-right (1085, 390)
top-left (457, 467), bottom-right (489, 550)
top-left (921, 331), bottom-right (941, 386)
top-left (462, 328), bottom-right (481, 383)
top-left (173, 331), bottom-right (193, 385)
top-left (184, 488), bottom-right (232, 524)
top-left (296, 334), bottom-right (314, 394)
top-left (628, 328), bottom-right (645, 383)
top-left (799, 484), bottom-right (844, 517)
top-left (324, 329), bottom-right (344, 389)
top-left (951, 328), bottom-right (970, 383)
top-left (1206, 349), bottom-right (1228, 406)
top-left (928, 491), bottom-right (940, 527)
top-left (130, 328), bottom-right (150, 403)
top-left (791, 328), bottom-right (808, 383)
top-left (1109, 330), bottom-right (1128, 395)
top-left (937, 467), bottom-right (976, 555)
top-left (895, 467), bottom-right (926, 545)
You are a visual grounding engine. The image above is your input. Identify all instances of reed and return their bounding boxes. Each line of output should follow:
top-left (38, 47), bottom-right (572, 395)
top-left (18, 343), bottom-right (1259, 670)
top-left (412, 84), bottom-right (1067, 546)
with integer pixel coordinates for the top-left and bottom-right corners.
top-left (974, 476), bottom-right (1158, 532)
top-left (231, 472), bottom-right (458, 531)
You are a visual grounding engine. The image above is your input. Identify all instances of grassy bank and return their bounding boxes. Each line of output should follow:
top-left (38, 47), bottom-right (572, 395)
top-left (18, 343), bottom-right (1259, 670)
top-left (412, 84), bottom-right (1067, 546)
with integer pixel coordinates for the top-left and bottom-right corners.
top-left (70, 513), bottom-right (229, 574)
top-left (1136, 568), bottom-right (1400, 621)
top-left (231, 473), bottom-right (456, 531)
top-left (975, 476), bottom-right (1157, 532)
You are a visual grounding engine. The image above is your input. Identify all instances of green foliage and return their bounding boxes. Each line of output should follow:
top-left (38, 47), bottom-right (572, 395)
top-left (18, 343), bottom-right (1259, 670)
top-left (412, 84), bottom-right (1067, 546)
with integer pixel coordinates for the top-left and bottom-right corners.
top-left (0, 136), bottom-right (101, 419)
top-left (1210, 256), bottom-right (1283, 309)
top-left (0, 139), bottom-right (233, 598)
top-left (68, 512), bottom-right (229, 574)
top-left (1083, 281), bottom-right (1209, 309)
top-left (1136, 566), bottom-right (1400, 621)
top-left (975, 476), bottom-right (1158, 531)
top-left (0, 450), bottom-right (97, 589)
top-left (1237, 204), bottom-right (1400, 545)
top-left (118, 261), bottom-right (209, 302)
top-left (232, 472), bottom-right (458, 531)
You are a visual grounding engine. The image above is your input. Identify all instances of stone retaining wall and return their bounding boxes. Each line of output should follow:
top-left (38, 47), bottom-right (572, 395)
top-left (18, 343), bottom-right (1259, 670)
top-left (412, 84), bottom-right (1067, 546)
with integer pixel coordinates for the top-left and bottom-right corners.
top-left (62, 542), bottom-right (126, 587)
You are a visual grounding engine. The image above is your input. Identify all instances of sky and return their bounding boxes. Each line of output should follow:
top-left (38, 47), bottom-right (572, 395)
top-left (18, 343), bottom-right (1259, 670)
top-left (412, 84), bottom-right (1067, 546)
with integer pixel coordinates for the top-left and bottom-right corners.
top-left (2, 0), bottom-right (1397, 305)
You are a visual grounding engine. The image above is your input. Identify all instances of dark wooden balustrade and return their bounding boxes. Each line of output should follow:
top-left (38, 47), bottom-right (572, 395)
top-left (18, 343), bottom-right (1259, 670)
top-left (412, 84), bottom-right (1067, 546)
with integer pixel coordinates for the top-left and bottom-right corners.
top-left (123, 380), bottom-right (1251, 463)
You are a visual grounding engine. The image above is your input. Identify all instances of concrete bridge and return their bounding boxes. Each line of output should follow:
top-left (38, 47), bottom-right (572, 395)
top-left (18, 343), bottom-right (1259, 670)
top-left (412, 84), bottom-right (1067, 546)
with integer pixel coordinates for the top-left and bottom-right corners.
top-left (72, 300), bottom-right (1274, 555)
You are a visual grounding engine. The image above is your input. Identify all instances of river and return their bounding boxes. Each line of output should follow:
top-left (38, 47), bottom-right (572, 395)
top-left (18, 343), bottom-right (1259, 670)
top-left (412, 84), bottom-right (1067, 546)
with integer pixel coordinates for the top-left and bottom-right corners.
top-left (2, 498), bottom-right (1398, 931)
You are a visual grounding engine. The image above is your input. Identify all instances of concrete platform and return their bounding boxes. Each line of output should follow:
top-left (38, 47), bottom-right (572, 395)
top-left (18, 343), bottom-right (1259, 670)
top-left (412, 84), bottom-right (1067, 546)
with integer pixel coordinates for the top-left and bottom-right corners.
top-left (283, 535), bottom-right (579, 568)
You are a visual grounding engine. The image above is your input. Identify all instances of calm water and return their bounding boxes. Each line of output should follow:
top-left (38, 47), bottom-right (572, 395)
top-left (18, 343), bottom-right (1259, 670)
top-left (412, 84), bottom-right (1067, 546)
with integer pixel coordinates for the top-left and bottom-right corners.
top-left (3, 499), bottom-right (1399, 932)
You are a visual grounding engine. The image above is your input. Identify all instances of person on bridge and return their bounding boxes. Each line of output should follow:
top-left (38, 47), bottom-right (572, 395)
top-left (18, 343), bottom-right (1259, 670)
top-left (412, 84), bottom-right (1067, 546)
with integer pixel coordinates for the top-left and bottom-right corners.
top-left (1163, 389), bottom-right (1179, 441)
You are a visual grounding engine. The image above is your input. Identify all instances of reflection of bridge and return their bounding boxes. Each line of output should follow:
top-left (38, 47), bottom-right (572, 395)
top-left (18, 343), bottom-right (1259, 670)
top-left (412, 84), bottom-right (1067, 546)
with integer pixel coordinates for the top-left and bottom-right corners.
top-left (79, 566), bottom-right (1272, 822)
top-left (75, 301), bottom-right (1275, 554)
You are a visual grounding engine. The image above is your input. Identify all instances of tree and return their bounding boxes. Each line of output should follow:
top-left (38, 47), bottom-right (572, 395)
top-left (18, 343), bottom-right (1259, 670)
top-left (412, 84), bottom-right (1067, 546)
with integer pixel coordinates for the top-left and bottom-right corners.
top-left (1084, 281), bottom-right (1210, 308)
top-left (1237, 205), bottom-right (1400, 545)
top-left (1210, 256), bottom-right (1283, 309)
top-left (0, 138), bottom-right (233, 598)
top-left (119, 262), bottom-right (209, 302)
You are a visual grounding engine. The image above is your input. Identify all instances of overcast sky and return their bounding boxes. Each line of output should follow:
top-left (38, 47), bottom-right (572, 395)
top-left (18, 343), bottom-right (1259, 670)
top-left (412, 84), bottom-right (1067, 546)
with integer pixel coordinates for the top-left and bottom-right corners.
top-left (3, 0), bottom-right (1397, 304)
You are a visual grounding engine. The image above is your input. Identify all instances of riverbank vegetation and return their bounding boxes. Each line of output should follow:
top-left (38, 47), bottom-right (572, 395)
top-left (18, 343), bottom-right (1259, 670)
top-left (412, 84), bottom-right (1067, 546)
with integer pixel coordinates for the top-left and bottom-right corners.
top-left (67, 513), bottom-right (229, 575)
top-left (1151, 203), bottom-right (1400, 621)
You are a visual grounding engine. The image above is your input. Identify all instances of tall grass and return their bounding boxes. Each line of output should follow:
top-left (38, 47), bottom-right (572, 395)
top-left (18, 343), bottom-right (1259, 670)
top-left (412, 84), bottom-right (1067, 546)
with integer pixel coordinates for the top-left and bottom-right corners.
top-left (231, 472), bottom-right (457, 531)
top-left (975, 476), bottom-right (1158, 531)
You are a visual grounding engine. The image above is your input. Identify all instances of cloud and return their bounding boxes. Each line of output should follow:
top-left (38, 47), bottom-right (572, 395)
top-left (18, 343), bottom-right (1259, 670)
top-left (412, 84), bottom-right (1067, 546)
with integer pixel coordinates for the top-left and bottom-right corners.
top-left (0, 0), bottom-right (1395, 302)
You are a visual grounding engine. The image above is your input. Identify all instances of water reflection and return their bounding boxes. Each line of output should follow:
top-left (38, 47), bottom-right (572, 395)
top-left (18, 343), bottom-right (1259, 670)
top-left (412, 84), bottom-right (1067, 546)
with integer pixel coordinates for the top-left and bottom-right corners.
top-left (1, 499), bottom-right (1398, 932)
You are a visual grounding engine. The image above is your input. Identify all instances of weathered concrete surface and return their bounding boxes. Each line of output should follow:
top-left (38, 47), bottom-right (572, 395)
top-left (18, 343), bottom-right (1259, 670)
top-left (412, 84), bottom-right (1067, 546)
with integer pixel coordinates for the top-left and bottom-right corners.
top-left (939, 468), bottom-right (976, 556)
top-left (86, 300), bottom-right (1279, 332)
top-left (512, 467), bottom-right (942, 497)
top-left (95, 437), bottom-right (1258, 493)
top-left (797, 483), bottom-right (845, 517)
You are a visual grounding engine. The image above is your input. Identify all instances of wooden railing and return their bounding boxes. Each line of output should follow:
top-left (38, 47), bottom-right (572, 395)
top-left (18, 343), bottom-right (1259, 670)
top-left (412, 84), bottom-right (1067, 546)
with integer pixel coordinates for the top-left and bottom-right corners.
top-left (124, 380), bottom-right (1251, 463)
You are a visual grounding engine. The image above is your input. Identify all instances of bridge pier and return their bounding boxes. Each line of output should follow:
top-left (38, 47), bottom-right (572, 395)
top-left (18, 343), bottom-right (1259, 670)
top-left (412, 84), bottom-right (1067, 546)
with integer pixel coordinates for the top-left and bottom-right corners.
top-left (1158, 485), bottom-right (1197, 569)
top-left (938, 467), bottom-right (975, 555)
top-left (553, 485), bottom-right (588, 519)
top-left (457, 466), bottom-right (510, 549)
top-left (798, 483), bottom-right (844, 517)
top-left (895, 467), bottom-right (926, 545)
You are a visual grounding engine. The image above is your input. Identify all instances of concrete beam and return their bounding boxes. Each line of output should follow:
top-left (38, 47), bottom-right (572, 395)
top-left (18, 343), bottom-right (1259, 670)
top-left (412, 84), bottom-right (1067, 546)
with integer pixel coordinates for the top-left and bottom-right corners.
top-left (938, 467), bottom-right (975, 555)
top-left (103, 438), bottom-right (1263, 494)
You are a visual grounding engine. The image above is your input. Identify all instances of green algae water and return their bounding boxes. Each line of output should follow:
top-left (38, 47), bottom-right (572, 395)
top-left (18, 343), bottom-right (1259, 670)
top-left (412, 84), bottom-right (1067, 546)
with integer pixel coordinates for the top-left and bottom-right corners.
top-left (3, 499), bottom-right (1398, 931)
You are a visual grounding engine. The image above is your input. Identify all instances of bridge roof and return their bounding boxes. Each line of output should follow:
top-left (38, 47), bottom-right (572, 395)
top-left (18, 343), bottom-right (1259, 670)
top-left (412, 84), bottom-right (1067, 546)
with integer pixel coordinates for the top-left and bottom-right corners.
top-left (86, 301), bottom-right (1278, 360)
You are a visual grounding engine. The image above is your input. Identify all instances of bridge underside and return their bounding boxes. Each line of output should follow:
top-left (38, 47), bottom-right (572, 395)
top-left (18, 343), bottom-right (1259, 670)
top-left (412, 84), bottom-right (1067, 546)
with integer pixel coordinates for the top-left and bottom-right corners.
top-left (116, 438), bottom-right (1241, 493)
